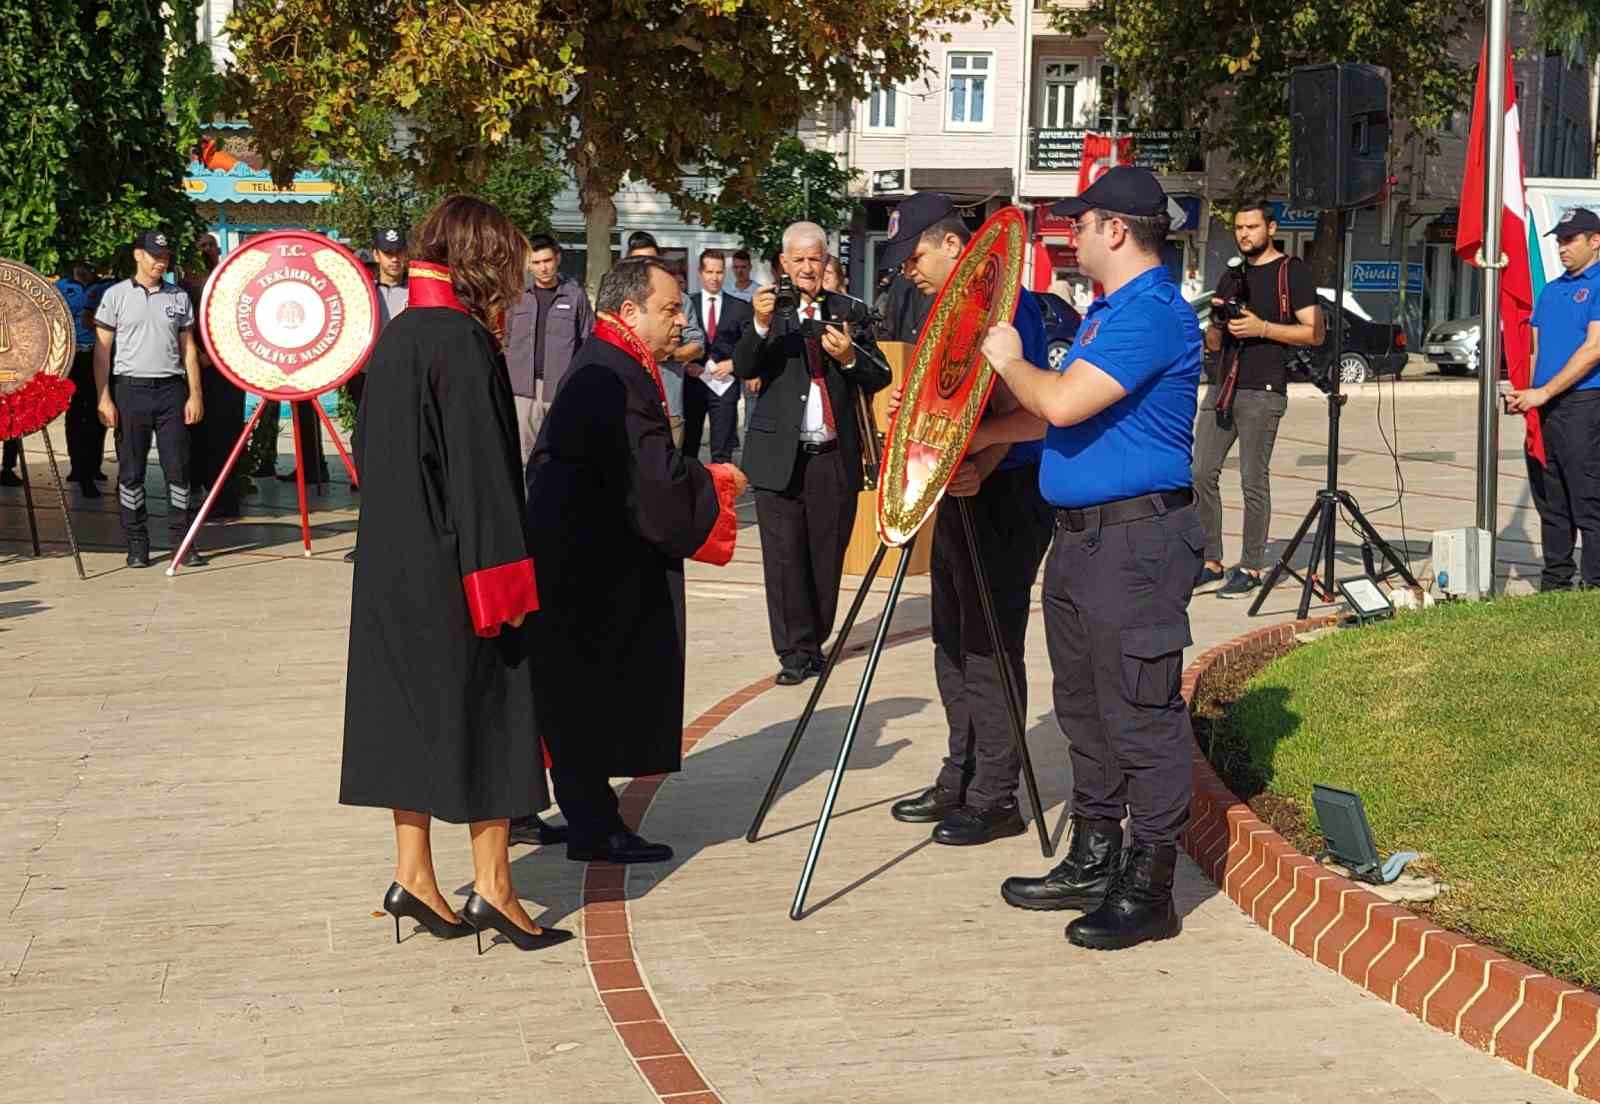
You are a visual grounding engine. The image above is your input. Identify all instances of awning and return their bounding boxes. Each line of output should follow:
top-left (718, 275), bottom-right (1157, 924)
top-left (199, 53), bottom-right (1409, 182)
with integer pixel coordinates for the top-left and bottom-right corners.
top-left (909, 168), bottom-right (1014, 202)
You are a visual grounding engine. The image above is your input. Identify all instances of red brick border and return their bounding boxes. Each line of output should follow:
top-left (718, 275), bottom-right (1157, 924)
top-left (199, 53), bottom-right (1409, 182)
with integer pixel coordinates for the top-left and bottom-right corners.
top-left (579, 626), bottom-right (933, 1104)
top-left (1181, 618), bottom-right (1600, 1101)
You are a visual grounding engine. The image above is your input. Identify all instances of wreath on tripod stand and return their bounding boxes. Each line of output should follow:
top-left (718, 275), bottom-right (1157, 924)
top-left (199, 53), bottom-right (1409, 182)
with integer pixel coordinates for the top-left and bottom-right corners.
top-left (0, 259), bottom-right (76, 438)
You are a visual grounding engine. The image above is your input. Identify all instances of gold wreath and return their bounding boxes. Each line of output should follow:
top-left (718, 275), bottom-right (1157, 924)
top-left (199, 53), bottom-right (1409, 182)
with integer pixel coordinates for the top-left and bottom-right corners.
top-left (877, 209), bottom-right (1026, 546)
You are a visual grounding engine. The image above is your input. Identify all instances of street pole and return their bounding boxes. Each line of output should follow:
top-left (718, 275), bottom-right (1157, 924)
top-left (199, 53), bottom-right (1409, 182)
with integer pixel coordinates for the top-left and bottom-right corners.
top-left (1476, 0), bottom-right (1509, 595)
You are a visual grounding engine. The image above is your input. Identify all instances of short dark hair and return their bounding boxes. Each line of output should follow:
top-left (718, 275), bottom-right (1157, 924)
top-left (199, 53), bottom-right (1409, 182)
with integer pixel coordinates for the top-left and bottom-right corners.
top-left (596, 256), bottom-right (673, 314)
top-left (1234, 199), bottom-right (1276, 225)
top-left (919, 216), bottom-right (972, 250)
top-left (699, 248), bottom-right (725, 271)
top-left (1088, 208), bottom-right (1172, 253)
top-left (626, 230), bottom-right (659, 255)
top-left (731, 248), bottom-right (752, 263)
top-left (529, 233), bottom-right (560, 255)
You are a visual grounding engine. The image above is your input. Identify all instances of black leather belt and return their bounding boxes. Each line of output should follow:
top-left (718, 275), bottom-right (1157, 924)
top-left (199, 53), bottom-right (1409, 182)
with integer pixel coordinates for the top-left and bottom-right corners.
top-left (113, 375), bottom-right (186, 388)
top-left (798, 440), bottom-right (839, 455)
top-left (1055, 488), bottom-right (1194, 532)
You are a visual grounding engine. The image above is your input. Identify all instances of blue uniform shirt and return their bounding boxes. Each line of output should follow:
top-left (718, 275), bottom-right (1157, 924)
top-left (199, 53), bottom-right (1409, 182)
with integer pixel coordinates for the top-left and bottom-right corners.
top-left (1531, 259), bottom-right (1600, 392)
top-left (56, 278), bottom-right (94, 350)
top-left (995, 290), bottom-right (1048, 472)
top-left (1039, 265), bottom-right (1201, 509)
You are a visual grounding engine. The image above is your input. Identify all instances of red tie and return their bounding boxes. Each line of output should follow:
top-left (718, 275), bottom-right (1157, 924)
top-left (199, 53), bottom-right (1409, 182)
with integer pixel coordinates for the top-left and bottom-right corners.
top-left (706, 296), bottom-right (717, 338)
top-left (803, 306), bottom-right (837, 433)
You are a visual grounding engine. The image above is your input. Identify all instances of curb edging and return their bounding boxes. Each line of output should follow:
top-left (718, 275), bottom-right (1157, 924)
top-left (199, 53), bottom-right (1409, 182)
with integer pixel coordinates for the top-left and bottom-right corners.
top-left (1180, 617), bottom-right (1600, 1101)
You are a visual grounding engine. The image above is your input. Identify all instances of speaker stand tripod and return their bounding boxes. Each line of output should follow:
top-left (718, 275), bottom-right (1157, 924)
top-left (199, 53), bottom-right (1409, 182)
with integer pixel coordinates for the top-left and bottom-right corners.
top-left (1248, 208), bottom-right (1418, 617)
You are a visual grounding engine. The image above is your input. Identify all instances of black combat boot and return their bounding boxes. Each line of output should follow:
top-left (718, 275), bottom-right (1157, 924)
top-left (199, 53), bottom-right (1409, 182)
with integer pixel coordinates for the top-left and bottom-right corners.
top-left (999, 817), bottom-right (1122, 911)
top-left (1064, 843), bottom-right (1181, 950)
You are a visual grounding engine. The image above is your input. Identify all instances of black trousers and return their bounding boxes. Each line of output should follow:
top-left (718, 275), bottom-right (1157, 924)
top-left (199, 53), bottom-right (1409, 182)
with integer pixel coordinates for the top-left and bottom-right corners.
top-left (195, 366), bottom-right (246, 518)
top-left (932, 466), bottom-right (1054, 808)
top-left (112, 376), bottom-right (194, 547)
top-left (1043, 497), bottom-right (1204, 847)
top-left (754, 445), bottom-right (856, 665)
top-left (65, 350), bottom-right (107, 482)
top-left (1527, 390), bottom-right (1600, 590)
top-left (550, 764), bottom-right (626, 846)
top-left (682, 375), bottom-right (740, 462)
top-left (2, 438), bottom-right (17, 472)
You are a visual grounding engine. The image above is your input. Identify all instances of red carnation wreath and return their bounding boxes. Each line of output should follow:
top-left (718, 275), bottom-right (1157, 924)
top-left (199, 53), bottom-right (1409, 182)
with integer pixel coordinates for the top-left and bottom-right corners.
top-left (0, 257), bottom-right (78, 438)
top-left (0, 373), bottom-right (75, 439)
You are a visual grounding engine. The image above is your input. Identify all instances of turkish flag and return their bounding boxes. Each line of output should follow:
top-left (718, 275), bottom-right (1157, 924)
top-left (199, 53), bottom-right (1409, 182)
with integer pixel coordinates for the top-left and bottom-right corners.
top-left (1456, 40), bottom-right (1543, 464)
top-left (1077, 133), bottom-right (1134, 198)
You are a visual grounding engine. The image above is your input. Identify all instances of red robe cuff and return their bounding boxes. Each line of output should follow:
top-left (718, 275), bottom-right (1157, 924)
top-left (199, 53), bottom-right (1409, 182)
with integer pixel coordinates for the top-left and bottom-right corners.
top-left (690, 464), bottom-right (740, 566)
top-left (462, 558), bottom-right (539, 637)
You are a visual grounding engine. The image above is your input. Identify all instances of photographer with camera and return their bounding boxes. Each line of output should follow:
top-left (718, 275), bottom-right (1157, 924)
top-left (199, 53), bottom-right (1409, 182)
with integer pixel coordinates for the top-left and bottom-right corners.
top-left (1192, 201), bottom-right (1324, 598)
top-left (734, 221), bottom-right (892, 685)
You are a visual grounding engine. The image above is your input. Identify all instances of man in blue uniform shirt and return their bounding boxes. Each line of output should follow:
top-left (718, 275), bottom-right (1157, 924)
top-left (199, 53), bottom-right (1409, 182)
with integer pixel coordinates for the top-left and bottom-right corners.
top-left (1508, 206), bottom-right (1600, 590)
top-left (981, 166), bottom-right (1204, 950)
top-left (877, 193), bottom-right (1055, 846)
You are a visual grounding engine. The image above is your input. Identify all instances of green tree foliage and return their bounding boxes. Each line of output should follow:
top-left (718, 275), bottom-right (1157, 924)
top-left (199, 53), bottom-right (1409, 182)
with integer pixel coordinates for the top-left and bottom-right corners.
top-left (1524, 0), bottom-right (1600, 65)
top-left (224, 0), bottom-right (1009, 291)
top-left (317, 106), bottom-right (565, 247)
top-left (709, 137), bottom-right (859, 260)
top-left (1051, 0), bottom-right (1478, 201)
top-left (0, 0), bottom-right (212, 274)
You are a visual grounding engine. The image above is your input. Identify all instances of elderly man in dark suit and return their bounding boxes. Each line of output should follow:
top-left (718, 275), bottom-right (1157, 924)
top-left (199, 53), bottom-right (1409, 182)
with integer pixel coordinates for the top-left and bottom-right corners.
top-left (733, 221), bottom-right (892, 685)
top-left (683, 249), bottom-right (754, 462)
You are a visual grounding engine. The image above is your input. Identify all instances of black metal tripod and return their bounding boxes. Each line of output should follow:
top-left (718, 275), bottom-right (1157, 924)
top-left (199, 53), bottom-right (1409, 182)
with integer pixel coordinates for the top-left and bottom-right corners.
top-left (1248, 208), bottom-right (1418, 618)
top-left (745, 500), bottom-right (1053, 921)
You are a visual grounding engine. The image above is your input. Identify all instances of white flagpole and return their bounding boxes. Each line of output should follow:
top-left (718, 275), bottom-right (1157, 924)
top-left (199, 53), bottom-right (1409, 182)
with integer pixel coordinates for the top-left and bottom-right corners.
top-left (1477, 0), bottom-right (1509, 594)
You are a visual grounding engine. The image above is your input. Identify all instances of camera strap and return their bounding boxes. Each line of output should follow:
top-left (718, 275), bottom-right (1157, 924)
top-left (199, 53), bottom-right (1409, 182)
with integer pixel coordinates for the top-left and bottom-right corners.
top-left (1218, 256), bottom-right (1295, 420)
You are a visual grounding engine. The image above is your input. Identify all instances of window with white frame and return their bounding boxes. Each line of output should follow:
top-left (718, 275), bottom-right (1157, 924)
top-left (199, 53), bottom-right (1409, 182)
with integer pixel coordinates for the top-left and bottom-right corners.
top-left (1096, 63), bottom-right (1130, 131)
top-left (1037, 60), bottom-right (1082, 129)
top-left (947, 52), bottom-right (993, 128)
top-left (863, 85), bottom-right (900, 132)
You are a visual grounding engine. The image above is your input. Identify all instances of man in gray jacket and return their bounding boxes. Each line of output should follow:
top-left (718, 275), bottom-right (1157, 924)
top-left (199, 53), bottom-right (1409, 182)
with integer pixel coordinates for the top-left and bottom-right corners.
top-left (503, 234), bottom-right (596, 465)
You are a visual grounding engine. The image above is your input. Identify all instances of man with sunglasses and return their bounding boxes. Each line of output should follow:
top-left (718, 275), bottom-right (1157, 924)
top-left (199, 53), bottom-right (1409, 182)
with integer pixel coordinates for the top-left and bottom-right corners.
top-left (980, 167), bottom-right (1204, 951)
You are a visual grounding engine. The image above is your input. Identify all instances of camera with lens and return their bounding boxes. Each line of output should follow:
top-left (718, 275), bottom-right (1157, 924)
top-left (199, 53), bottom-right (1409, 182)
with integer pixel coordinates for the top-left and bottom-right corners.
top-left (1212, 257), bottom-right (1249, 325)
top-left (773, 274), bottom-right (802, 317)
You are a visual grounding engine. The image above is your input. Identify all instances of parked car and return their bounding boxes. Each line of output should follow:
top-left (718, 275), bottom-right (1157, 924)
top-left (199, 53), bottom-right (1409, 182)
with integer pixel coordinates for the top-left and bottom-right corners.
top-left (1034, 291), bottom-right (1081, 370)
top-left (1189, 287), bottom-right (1408, 384)
top-left (1421, 315), bottom-right (1507, 378)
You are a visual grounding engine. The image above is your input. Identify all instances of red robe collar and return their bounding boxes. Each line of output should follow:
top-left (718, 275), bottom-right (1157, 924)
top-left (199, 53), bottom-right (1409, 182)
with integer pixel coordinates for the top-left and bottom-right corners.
top-left (594, 312), bottom-right (668, 412)
top-left (406, 261), bottom-right (467, 313)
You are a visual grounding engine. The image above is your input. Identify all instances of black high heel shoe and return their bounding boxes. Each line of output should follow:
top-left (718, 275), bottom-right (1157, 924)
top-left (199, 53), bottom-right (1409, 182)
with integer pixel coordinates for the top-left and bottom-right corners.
top-left (383, 882), bottom-right (473, 943)
top-left (461, 892), bottom-right (574, 955)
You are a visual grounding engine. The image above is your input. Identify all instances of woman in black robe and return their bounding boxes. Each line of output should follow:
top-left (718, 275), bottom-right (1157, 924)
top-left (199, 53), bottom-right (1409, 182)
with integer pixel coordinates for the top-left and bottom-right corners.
top-left (525, 256), bottom-right (744, 863)
top-left (341, 196), bottom-right (568, 953)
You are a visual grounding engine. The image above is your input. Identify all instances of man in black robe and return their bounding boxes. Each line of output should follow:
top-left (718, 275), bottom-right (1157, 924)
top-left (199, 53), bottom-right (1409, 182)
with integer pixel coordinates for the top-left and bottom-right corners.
top-left (526, 257), bottom-right (745, 865)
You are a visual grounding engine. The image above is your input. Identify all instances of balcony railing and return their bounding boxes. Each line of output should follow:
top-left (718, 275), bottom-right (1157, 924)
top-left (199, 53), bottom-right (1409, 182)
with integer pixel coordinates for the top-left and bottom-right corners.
top-left (1028, 128), bottom-right (1205, 174)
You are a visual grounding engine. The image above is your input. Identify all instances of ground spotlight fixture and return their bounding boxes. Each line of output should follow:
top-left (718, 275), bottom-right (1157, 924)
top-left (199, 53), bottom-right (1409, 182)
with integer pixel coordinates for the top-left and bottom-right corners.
top-left (1311, 784), bottom-right (1417, 885)
top-left (1338, 575), bottom-right (1394, 625)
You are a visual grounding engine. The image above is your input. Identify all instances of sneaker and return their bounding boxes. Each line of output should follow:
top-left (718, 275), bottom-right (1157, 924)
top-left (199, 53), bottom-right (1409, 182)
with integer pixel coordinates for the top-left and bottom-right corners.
top-left (1196, 564), bottom-right (1226, 588)
top-left (1216, 568), bottom-right (1262, 599)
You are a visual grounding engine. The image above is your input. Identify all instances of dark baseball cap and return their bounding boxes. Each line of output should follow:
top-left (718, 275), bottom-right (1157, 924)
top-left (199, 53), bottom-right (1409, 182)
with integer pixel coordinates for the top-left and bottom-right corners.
top-left (374, 227), bottom-right (407, 252)
top-left (134, 229), bottom-right (173, 258)
top-left (1547, 207), bottom-right (1600, 237)
top-left (1051, 165), bottom-right (1167, 219)
top-left (881, 192), bottom-right (958, 271)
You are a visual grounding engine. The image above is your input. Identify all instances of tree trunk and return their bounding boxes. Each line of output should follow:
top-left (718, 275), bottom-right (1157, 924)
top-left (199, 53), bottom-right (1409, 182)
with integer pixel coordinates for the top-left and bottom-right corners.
top-left (575, 155), bottom-right (617, 299)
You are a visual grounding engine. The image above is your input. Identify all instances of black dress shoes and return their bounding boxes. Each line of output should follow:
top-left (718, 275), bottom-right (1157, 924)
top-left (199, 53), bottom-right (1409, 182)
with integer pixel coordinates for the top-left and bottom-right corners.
top-left (1000, 816), bottom-right (1123, 911)
top-left (775, 660), bottom-right (807, 686)
top-left (567, 830), bottom-right (673, 865)
top-left (890, 784), bottom-right (962, 824)
top-left (509, 814), bottom-right (570, 846)
top-left (176, 547), bottom-right (208, 567)
top-left (1065, 844), bottom-right (1182, 950)
top-left (343, 547), bottom-right (357, 563)
top-left (126, 543), bottom-right (151, 569)
top-left (804, 654), bottom-right (827, 677)
top-left (932, 801), bottom-right (1027, 846)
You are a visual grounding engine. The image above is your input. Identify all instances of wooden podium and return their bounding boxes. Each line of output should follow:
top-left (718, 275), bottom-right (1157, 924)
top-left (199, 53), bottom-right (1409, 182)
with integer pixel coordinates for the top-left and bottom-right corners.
top-left (842, 341), bottom-right (935, 576)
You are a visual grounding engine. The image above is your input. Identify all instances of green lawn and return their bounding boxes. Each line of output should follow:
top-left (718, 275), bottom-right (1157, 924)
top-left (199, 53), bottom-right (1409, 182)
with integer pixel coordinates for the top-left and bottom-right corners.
top-left (1230, 590), bottom-right (1600, 988)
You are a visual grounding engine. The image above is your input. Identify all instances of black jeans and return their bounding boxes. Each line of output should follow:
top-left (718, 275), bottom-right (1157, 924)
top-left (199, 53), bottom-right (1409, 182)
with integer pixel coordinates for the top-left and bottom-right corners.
top-left (932, 466), bottom-right (1054, 808)
top-left (1192, 385), bottom-right (1288, 570)
top-left (1043, 498), bottom-right (1204, 847)
top-left (112, 376), bottom-right (194, 547)
top-left (65, 350), bottom-right (107, 481)
top-left (1527, 390), bottom-right (1600, 589)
